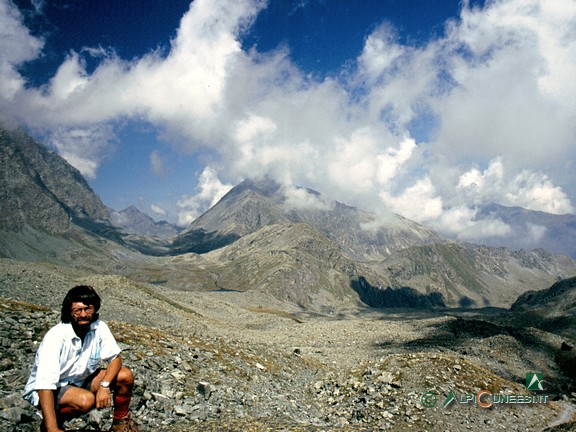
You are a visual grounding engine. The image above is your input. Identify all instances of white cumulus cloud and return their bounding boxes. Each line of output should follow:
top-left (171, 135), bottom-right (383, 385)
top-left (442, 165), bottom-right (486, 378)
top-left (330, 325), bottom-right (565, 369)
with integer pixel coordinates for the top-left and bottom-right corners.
top-left (0, 0), bottom-right (574, 241)
top-left (150, 204), bottom-right (167, 217)
top-left (176, 166), bottom-right (234, 225)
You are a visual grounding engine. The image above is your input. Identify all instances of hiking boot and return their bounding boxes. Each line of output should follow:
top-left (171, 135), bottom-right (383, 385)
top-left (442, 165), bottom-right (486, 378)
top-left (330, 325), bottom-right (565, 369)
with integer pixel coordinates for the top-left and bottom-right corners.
top-left (109, 412), bottom-right (139, 432)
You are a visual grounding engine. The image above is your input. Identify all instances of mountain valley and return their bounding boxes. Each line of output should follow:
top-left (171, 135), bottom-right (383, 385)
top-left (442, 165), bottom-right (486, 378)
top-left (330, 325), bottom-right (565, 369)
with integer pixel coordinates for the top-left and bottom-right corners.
top-left (2, 127), bottom-right (576, 431)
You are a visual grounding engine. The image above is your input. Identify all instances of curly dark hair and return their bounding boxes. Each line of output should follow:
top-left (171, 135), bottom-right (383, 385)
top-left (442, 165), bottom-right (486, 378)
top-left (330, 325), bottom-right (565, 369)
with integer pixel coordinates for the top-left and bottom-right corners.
top-left (61, 285), bottom-right (101, 323)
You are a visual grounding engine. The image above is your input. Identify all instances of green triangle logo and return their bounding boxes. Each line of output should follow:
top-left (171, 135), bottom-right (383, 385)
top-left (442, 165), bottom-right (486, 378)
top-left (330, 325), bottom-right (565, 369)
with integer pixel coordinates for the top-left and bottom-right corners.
top-left (443, 390), bottom-right (456, 408)
top-left (526, 372), bottom-right (544, 391)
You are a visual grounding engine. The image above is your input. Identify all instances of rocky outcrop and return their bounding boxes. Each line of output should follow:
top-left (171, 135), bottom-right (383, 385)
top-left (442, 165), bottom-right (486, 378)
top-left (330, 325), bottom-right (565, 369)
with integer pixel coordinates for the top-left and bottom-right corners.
top-left (556, 343), bottom-right (576, 379)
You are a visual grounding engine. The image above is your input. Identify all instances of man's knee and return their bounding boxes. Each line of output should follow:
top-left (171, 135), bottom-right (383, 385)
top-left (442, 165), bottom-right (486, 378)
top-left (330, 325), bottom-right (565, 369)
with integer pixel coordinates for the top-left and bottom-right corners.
top-left (117, 367), bottom-right (134, 386)
top-left (63, 390), bottom-right (95, 413)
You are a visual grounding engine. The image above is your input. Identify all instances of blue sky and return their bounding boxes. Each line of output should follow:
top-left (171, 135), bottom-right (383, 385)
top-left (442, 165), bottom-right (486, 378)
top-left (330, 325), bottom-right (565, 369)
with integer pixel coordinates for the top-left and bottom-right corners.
top-left (2, 0), bottom-right (576, 246)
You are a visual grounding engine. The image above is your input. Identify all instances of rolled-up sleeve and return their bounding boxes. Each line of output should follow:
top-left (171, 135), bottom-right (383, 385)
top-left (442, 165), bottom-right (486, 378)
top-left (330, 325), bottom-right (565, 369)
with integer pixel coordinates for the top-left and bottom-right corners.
top-left (98, 321), bottom-right (121, 364)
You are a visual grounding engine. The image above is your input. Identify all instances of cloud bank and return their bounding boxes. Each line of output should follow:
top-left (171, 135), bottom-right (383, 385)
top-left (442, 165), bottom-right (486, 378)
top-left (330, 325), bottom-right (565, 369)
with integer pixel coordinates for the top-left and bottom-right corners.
top-left (1, 0), bottom-right (575, 244)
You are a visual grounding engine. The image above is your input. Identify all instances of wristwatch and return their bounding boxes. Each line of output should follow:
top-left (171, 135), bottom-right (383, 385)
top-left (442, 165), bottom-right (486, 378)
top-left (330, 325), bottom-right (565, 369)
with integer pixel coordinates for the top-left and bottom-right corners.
top-left (100, 381), bottom-right (110, 388)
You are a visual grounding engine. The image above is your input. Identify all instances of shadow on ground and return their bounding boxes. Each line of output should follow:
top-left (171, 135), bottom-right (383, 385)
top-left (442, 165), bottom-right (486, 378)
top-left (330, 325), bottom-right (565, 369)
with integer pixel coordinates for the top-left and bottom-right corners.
top-left (373, 314), bottom-right (576, 395)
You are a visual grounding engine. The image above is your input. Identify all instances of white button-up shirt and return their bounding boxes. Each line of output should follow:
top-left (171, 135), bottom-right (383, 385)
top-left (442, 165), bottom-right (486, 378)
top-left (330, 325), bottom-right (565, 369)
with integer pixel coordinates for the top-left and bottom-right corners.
top-left (23, 319), bottom-right (121, 406)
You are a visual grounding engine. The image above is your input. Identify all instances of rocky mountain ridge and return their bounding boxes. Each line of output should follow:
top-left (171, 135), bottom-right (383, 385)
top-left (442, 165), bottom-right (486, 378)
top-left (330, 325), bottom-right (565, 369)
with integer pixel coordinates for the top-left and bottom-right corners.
top-left (477, 204), bottom-right (576, 259)
top-left (1, 127), bottom-right (576, 310)
top-left (125, 222), bottom-right (576, 311)
top-left (0, 128), bottom-right (110, 233)
top-left (109, 206), bottom-right (182, 239)
top-left (372, 242), bottom-right (576, 308)
top-left (173, 177), bottom-right (449, 260)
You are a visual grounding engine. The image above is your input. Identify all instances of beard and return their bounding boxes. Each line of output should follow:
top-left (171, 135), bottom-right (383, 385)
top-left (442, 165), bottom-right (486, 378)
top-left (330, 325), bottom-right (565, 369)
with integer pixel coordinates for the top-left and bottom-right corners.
top-left (72, 314), bottom-right (95, 332)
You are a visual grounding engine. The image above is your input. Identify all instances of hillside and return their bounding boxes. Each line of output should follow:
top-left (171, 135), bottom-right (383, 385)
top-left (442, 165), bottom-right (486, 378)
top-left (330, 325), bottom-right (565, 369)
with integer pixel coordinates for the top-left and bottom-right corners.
top-left (504, 277), bottom-right (576, 339)
top-left (372, 243), bottom-right (576, 308)
top-left (0, 128), bottom-right (110, 233)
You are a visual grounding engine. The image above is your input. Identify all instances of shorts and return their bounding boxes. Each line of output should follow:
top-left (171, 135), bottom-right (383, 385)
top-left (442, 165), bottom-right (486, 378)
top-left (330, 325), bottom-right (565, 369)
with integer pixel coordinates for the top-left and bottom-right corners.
top-left (54, 368), bottom-right (102, 410)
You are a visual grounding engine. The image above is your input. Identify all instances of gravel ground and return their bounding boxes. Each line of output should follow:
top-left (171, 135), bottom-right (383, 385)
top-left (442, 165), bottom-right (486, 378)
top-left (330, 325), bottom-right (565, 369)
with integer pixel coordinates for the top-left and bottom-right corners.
top-left (1, 258), bottom-right (576, 431)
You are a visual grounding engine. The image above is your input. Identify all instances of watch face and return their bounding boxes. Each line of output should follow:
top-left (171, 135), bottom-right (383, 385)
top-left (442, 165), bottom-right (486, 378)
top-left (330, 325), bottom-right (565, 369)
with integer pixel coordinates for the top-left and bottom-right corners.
top-left (100, 381), bottom-right (110, 388)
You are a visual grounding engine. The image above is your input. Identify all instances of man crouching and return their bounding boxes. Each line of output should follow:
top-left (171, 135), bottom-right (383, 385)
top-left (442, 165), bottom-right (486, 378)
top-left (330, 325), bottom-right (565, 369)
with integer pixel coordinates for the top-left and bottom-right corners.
top-left (24, 285), bottom-right (139, 432)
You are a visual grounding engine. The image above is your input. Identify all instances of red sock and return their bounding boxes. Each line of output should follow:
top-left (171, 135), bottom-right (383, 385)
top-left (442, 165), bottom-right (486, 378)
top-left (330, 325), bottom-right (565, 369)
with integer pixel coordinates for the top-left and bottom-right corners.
top-left (58, 406), bottom-right (76, 421)
top-left (113, 394), bottom-right (131, 421)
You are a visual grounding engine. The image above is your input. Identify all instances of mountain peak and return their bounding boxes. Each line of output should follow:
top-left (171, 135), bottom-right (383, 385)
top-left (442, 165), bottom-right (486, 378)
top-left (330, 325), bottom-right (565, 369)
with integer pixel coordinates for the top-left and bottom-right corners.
top-left (173, 176), bottom-right (447, 259)
top-left (110, 206), bottom-right (181, 239)
top-left (230, 177), bottom-right (283, 197)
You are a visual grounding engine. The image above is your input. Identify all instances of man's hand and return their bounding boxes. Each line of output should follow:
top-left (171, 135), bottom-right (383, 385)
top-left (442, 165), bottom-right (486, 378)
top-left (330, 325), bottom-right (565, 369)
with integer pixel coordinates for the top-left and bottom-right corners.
top-left (96, 386), bottom-right (111, 409)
